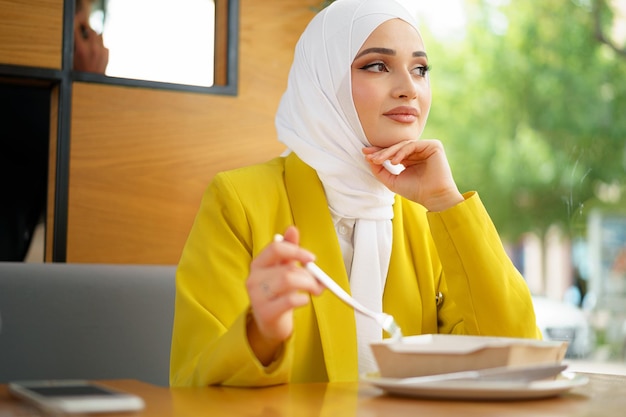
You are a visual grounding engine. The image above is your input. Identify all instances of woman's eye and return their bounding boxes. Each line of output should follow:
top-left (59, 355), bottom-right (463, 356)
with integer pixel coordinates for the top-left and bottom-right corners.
top-left (360, 62), bottom-right (388, 72)
top-left (412, 65), bottom-right (431, 77)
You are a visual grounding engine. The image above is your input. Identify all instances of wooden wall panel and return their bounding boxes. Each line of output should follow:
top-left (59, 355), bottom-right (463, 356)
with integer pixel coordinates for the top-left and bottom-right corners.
top-left (0, 0), bottom-right (63, 69)
top-left (66, 0), bottom-right (319, 264)
top-left (45, 86), bottom-right (59, 263)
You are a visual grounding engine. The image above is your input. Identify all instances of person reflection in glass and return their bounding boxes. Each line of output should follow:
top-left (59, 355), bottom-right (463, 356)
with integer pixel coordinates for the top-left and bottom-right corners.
top-left (74, 0), bottom-right (109, 73)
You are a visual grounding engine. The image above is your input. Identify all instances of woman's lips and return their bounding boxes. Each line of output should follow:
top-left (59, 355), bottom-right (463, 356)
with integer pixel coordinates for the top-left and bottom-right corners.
top-left (383, 106), bottom-right (418, 123)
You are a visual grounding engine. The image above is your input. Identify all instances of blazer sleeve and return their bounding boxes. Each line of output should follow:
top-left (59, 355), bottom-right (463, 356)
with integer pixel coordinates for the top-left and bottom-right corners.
top-left (169, 172), bottom-right (293, 387)
top-left (427, 192), bottom-right (542, 339)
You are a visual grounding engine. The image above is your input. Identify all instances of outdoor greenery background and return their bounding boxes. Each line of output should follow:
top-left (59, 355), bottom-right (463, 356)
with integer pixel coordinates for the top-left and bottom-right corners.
top-left (420, 0), bottom-right (625, 243)
top-left (322, 0), bottom-right (626, 243)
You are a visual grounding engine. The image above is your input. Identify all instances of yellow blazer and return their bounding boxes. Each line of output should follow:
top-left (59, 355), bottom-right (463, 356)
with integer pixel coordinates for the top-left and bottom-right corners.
top-left (170, 153), bottom-right (539, 387)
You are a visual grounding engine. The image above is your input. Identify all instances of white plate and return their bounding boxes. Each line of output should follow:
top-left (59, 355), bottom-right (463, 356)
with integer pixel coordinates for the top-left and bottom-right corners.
top-left (361, 372), bottom-right (589, 401)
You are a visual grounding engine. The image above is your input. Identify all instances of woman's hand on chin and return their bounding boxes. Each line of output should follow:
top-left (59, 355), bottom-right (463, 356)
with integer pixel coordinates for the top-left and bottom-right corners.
top-left (363, 139), bottom-right (464, 212)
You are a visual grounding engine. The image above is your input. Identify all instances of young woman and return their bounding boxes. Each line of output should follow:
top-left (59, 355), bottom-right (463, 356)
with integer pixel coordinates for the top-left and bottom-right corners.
top-left (170, 0), bottom-right (540, 387)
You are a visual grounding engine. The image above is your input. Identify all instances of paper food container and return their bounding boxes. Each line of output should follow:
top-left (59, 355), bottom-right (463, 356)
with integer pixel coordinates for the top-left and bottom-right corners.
top-left (370, 334), bottom-right (568, 378)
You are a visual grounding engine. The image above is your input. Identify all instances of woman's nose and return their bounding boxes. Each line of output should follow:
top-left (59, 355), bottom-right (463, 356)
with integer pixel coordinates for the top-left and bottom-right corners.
top-left (393, 71), bottom-right (418, 99)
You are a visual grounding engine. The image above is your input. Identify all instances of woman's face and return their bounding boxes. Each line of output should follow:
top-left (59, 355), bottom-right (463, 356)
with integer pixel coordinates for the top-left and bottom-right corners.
top-left (351, 18), bottom-right (431, 148)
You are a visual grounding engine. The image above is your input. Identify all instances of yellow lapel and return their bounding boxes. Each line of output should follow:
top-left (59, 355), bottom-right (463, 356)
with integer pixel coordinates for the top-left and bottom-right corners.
top-left (284, 153), bottom-right (358, 381)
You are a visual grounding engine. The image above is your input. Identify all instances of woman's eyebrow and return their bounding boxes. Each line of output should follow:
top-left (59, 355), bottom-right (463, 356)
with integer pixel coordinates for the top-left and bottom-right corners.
top-left (355, 47), bottom-right (395, 59)
top-left (354, 47), bottom-right (428, 60)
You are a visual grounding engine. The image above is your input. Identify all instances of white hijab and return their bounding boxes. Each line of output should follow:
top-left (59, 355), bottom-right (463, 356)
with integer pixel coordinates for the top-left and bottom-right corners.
top-left (276, 0), bottom-right (420, 374)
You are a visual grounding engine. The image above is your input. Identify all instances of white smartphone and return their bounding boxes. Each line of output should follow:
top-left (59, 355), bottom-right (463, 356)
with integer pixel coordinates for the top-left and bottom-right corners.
top-left (8, 380), bottom-right (145, 414)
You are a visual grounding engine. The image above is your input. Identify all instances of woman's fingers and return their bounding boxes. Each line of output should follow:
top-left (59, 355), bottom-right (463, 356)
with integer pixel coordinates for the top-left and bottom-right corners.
top-left (248, 263), bottom-right (323, 306)
top-left (251, 236), bottom-right (315, 270)
top-left (246, 226), bottom-right (324, 347)
top-left (247, 264), bottom-right (322, 348)
top-left (362, 140), bottom-right (463, 211)
top-left (363, 139), bottom-right (440, 166)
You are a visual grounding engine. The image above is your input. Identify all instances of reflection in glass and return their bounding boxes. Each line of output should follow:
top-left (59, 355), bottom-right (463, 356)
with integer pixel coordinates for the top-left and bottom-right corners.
top-left (89, 0), bottom-right (215, 87)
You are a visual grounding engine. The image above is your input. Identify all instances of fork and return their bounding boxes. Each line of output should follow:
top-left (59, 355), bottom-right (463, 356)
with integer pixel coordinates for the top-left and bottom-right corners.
top-left (273, 234), bottom-right (403, 340)
top-left (305, 262), bottom-right (403, 340)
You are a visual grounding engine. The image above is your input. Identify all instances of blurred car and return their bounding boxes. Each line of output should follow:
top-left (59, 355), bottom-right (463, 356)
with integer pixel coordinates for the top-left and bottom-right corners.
top-left (532, 296), bottom-right (595, 358)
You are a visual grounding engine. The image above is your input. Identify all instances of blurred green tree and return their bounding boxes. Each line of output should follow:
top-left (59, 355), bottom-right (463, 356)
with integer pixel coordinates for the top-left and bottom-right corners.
top-left (421, 0), bottom-right (626, 240)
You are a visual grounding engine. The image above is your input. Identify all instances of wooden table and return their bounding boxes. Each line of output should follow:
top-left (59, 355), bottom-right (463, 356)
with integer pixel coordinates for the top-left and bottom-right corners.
top-left (1, 373), bottom-right (625, 417)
